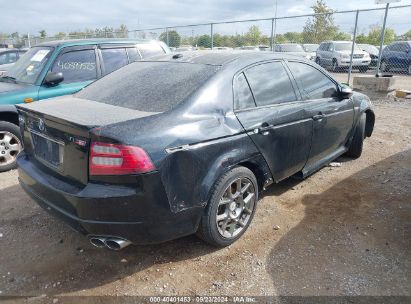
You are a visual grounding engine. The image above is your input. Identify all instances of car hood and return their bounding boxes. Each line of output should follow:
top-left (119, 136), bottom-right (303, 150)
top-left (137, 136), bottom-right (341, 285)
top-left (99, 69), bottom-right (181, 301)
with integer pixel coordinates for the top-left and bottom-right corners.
top-left (338, 50), bottom-right (368, 56)
top-left (0, 80), bottom-right (28, 93)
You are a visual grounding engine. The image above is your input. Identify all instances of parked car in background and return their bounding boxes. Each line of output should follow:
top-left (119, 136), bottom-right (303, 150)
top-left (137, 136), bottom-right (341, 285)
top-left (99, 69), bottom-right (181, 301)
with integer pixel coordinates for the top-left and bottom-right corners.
top-left (315, 41), bottom-right (371, 72)
top-left (0, 48), bottom-right (27, 75)
top-left (358, 44), bottom-right (379, 66)
top-left (17, 51), bottom-right (374, 249)
top-left (274, 43), bottom-right (311, 60)
top-left (380, 41), bottom-right (411, 74)
top-left (302, 44), bottom-right (319, 60)
top-left (0, 39), bottom-right (170, 172)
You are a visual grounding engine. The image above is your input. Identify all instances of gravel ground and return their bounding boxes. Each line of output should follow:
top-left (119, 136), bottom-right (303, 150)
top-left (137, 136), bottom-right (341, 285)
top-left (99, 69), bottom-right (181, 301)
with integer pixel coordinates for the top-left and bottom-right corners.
top-left (0, 100), bottom-right (410, 297)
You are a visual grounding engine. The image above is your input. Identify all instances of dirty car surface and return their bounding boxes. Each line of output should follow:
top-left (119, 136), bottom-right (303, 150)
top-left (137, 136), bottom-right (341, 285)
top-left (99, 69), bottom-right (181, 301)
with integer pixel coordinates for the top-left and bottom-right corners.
top-left (16, 51), bottom-right (375, 249)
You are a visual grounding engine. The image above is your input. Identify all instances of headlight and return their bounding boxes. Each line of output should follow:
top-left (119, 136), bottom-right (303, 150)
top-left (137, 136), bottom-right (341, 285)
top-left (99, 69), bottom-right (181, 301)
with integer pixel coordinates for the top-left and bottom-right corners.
top-left (341, 54), bottom-right (350, 59)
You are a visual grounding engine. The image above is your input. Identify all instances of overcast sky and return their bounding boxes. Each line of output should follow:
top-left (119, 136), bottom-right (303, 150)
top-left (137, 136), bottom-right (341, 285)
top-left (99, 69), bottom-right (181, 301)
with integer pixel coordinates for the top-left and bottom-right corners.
top-left (1, 0), bottom-right (411, 35)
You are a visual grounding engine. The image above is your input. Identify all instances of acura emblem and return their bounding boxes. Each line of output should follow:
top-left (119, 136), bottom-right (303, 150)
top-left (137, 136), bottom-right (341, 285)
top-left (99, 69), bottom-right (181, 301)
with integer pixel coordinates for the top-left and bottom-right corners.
top-left (38, 119), bottom-right (45, 132)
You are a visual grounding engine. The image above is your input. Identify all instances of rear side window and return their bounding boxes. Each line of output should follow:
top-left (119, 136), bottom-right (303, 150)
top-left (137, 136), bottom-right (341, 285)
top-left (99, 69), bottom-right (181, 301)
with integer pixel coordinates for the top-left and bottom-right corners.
top-left (76, 62), bottom-right (219, 112)
top-left (234, 73), bottom-right (255, 110)
top-left (51, 49), bottom-right (97, 83)
top-left (101, 48), bottom-right (128, 75)
top-left (245, 62), bottom-right (297, 107)
top-left (288, 62), bottom-right (337, 99)
top-left (126, 47), bottom-right (141, 62)
top-left (137, 44), bottom-right (164, 58)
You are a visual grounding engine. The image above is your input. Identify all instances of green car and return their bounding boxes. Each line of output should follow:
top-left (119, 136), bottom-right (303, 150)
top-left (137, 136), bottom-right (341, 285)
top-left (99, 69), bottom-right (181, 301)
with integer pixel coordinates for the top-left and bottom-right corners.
top-left (0, 39), bottom-right (170, 171)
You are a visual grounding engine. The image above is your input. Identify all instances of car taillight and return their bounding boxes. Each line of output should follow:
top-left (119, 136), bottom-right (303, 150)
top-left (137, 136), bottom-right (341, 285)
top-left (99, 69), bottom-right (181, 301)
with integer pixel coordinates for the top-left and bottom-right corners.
top-left (89, 142), bottom-right (155, 176)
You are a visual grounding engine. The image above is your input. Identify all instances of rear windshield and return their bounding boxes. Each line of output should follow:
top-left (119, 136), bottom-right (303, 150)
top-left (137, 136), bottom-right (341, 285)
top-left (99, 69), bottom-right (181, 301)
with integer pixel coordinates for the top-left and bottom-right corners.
top-left (76, 61), bottom-right (219, 112)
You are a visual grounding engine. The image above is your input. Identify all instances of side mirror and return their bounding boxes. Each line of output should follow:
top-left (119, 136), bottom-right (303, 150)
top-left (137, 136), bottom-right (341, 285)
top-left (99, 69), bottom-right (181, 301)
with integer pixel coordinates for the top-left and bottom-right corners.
top-left (339, 85), bottom-right (353, 98)
top-left (44, 72), bottom-right (64, 86)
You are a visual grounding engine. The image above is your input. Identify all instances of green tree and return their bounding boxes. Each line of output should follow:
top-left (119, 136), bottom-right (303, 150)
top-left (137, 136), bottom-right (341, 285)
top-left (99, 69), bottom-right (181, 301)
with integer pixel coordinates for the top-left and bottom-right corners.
top-left (302, 0), bottom-right (338, 43)
top-left (334, 32), bottom-right (351, 41)
top-left (195, 34), bottom-right (211, 48)
top-left (115, 24), bottom-right (128, 38)
top-left (244, 25), bottom-right (264, 45)
top-left (400, 30), bottom-right (411, 40)
top-left (54, 32), bottom-right (66, 40)
top-left (159, 30), bottom-right (181, 47)
top-left (39, 30), bottom-right (47, 38)
top-left (366, 25), bottom-right (395, 45)
top-left (283, 32), bottom-right (303, 43)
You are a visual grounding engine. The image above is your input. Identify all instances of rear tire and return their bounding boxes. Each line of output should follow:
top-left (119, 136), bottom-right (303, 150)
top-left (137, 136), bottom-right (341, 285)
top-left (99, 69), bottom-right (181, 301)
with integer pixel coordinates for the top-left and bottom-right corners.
top-left (0, 121), bottom-right (22, 172)
top-left (332, 59), bottom-right (339, 72)
top-left (381, 60), bottom-right (389, 72)
top-left (359, 66), bottom-right (368, 73)
top-left (197, 167), bottom-right (258, 247)
top-left (346, 114), bottom-right (366, 159)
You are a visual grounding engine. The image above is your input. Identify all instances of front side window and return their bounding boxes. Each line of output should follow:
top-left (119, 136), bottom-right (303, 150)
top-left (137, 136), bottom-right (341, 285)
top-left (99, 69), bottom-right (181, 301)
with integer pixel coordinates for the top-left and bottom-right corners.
top-left (2, 46), bottom-right (53, 84)
top-left (51, 49), bottom-right (97, 83)
top-left (101, 48), bottom-right (128, 75)
top-left (288, 62), bottom-right (337, 100)
top-left (245, 62), bottom-right (297, 107)
top-left (234, 73), bottom-right (255, 110)
top-left (137, 44), bottom-right (164, 58)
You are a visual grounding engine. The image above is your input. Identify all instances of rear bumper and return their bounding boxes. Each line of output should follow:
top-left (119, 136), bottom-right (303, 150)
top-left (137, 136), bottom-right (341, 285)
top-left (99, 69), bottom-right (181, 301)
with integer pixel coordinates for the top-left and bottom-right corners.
top-left (17, 154), bottom-right (202, 244)
top-left (339, 59), bottom-right (370, 67)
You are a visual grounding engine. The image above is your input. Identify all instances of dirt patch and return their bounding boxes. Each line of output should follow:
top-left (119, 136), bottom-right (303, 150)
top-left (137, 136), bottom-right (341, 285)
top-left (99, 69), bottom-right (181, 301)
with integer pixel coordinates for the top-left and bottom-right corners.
top-left (0, 101), bottom-right (410, 296)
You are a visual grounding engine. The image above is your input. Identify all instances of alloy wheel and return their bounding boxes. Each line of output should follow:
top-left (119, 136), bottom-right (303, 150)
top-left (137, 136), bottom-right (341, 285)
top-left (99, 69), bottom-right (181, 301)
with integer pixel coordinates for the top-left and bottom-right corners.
top-left (0, 131), bottom-right (21, 167)
top-left (216, 177), bottom-right (256, 238)
top-left (381, 61), bottom-right (387, 72)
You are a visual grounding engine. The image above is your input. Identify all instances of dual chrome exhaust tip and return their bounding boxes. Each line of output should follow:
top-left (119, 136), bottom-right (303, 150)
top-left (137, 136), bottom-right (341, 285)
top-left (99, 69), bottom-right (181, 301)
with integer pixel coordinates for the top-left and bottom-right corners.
top-left (89, 236), bottom-right (131, 250)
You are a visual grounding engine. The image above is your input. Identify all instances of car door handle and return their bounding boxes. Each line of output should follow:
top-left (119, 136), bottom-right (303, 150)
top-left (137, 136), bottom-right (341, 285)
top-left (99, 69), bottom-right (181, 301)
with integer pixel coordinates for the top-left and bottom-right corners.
top-left (254, 123), bottom-right (272, 135)
top-left (312, 113), bottom-right (325, 121)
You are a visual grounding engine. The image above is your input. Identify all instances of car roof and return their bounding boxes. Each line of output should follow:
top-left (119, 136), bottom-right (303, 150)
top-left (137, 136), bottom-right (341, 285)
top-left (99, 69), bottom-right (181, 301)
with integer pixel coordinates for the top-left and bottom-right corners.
top-left (145, 50), bottom-right (306, 66)
top-left (34, 38), bottom-right (158, 48)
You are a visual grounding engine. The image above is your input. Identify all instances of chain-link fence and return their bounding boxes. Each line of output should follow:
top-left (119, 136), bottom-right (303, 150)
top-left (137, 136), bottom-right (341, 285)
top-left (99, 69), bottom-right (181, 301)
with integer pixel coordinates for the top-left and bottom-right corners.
top-left (2, 4), bottom-right (411, 81)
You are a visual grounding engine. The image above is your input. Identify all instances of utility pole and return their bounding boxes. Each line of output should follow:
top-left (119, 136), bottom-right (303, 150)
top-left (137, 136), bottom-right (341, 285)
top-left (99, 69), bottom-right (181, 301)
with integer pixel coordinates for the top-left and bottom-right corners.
top-left (375, 0), bottom-right (401, 76)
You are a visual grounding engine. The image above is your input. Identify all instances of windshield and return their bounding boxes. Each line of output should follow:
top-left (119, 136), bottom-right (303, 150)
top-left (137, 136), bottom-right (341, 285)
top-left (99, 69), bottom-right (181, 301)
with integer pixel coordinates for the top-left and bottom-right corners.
top-left (359, 44), bottom-right (378, 54)
top-left (334, 43), bottom-right (360, 51)
top-left (76, 62), bottom-right (219, 112)
top-left (279, 44), bottom-right (304, 52)
top-left (2, 46), bottom-right (53, 84)
top-left (303, 44), bottom-right (319, 52)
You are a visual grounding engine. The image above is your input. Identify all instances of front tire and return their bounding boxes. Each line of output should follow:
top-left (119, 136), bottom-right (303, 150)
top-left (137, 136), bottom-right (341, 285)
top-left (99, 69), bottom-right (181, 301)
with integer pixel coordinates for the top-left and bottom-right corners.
top-left (315, 57), bottom-right (321, 66)
top-left (0, 121), bottom-right (22, 172)
top-left (197, 167), bottom-right (258, 247)
top-left (408, 63), bottom-right (411, 75)
top-left (332, 59), bottom-right (339, 72)
top-left (359, 66), bottom-right (368, 73)
top-left (380, 60), bottom-right (389, 72)
top-left (346, 114), bottom-right (366, 159)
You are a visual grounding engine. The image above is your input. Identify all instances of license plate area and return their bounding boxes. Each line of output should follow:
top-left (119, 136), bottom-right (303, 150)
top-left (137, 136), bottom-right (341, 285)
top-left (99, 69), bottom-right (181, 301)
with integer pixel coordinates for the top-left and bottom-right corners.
top-left (30, 130), bottom-right (64, 169)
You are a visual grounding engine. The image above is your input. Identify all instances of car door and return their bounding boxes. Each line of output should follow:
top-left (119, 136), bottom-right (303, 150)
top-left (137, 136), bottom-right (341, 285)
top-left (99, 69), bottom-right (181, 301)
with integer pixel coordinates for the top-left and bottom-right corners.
top-left (234, 61), bottom-right (313, 182)
top-left (387, 43), bottom-right (399, 67)
top-left (286, 61), bottom-right (354, 172)
top-left (396, 43), bottom-right (410, 69)
top-left (38, 46), bottom-right (100, 100)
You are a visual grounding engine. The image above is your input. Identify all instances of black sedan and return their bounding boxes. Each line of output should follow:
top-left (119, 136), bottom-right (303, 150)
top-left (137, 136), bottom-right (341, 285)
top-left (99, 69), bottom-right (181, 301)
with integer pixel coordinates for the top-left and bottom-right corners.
top-left (16, 51), bottom-right (375, 249)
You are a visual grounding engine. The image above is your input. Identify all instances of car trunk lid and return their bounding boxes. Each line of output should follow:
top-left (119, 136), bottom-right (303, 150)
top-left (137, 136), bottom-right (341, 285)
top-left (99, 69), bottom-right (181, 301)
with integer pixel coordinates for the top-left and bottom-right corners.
top-left (17, 96), bottom-right (157, 186)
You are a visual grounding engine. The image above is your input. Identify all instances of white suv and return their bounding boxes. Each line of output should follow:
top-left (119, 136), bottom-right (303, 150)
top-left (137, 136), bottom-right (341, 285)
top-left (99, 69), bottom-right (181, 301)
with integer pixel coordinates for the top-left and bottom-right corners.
top-left (315, 41), bottom-right (371, 72)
